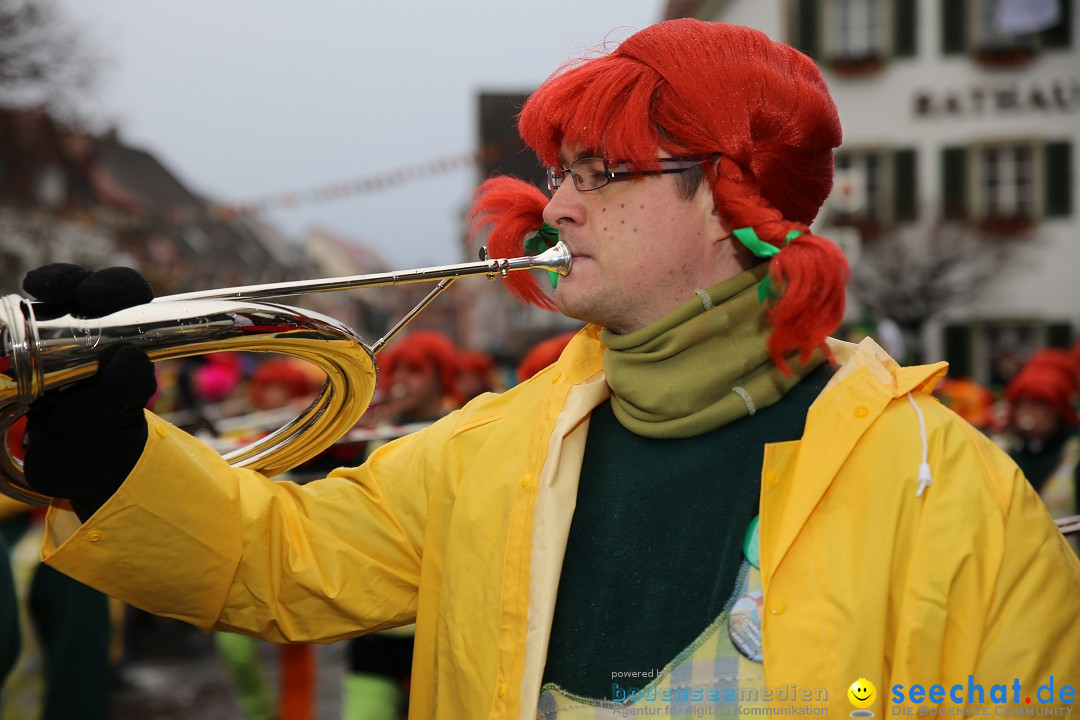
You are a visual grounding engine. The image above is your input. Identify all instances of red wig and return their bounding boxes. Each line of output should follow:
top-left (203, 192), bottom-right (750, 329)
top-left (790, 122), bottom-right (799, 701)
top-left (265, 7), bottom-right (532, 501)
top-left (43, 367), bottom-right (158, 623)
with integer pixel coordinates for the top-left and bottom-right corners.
top-left (456, 350), bottom-right (495, 377)
top-left (249, 358), bottom-right (318, 409)
top-left (1005, 349), bottom-right (1080, 426)
top-left (517, 331), bottom-right (578, 383)
top-left (382, 330), bottom-right (461, 404)
top-left (468, 19), bottom-right (848, 369)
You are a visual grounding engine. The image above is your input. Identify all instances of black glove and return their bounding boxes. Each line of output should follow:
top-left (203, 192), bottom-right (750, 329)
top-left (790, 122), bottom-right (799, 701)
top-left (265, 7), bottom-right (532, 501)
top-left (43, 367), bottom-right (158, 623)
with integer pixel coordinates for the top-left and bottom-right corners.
top-left (22, 265), bottom-right (157, 520)
top-left (23, 263), bottom-right (153, 318)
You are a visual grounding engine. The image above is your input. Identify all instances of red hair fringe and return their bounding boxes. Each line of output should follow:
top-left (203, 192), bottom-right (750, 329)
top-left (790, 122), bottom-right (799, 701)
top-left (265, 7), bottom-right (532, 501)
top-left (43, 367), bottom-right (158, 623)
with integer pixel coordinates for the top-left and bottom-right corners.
top-left (467, 176), bottom-right (555, 311)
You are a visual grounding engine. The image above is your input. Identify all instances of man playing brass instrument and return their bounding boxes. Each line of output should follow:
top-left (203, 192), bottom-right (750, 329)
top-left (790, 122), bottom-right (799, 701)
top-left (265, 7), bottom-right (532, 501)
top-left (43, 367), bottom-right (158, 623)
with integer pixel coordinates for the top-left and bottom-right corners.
top-left (19, 19), bottom-right (1080, 719)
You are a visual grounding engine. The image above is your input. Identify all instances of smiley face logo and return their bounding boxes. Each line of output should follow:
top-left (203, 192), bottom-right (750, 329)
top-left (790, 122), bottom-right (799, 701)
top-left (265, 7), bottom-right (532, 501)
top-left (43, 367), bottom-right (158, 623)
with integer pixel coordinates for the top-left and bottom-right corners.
top-left (848, 678), bottom-right (877, 716)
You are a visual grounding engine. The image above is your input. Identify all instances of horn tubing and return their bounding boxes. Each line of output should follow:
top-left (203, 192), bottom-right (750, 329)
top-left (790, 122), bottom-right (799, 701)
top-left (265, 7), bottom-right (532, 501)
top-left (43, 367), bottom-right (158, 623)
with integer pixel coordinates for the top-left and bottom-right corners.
top-left (156, 241), bottom-right (572, 303)
top-left (1058, 514), bottom-right (1080, 536)
top-left (371, 277), bottom-right (456, 356)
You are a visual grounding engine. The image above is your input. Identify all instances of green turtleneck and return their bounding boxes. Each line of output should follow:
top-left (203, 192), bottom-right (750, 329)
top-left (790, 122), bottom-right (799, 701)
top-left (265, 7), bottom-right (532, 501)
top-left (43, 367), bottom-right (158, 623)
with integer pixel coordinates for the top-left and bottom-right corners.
top-left (541, 269), bottom-right (831, 699)
top-left (601, 263), bottom-right (821, 437)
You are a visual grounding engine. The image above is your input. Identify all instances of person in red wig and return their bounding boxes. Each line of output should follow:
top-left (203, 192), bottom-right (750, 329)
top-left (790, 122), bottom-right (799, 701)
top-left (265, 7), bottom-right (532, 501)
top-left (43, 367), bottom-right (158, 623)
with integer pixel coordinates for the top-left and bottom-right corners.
top-left (933, 376), bottom-right (995, 430)
top-left (1003, 349), bottom-right (1080, 536)
top-left (515, 332), bottom-right (578, 384)
top-left (455, 350), bottom-right (498, 402)
top-left (376, 331), bottom-right (462, 424)
top-left (248, 357), bottom-right (320, 412)
top-left (15, 19), bottom-right (1080, 719)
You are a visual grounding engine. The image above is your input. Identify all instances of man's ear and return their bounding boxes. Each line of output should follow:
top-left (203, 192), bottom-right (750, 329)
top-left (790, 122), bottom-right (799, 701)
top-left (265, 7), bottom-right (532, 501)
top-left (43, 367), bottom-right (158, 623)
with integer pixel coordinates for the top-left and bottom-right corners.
top-left (705, 195), bottom-right (731, 246)
top-left (699, 157), bottom-right (731, 245)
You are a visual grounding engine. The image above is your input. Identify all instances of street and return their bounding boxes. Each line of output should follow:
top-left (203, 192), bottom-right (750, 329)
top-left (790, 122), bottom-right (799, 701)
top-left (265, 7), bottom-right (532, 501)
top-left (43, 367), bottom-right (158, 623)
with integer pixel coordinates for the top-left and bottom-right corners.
top-left (111, 614), bottom-right (347, 720)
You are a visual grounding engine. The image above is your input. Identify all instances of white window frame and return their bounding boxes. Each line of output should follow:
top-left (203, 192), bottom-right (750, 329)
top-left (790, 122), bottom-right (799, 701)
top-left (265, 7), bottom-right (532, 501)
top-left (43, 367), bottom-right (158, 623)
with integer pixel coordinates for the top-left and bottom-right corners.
top-left (34, 164), bottom-right (65, 209)
top-left (832, 148), bottom-right (894, 224)
top-left (970, 0), bottom-right (1040, 52)
top-left (824, 0), bottom-right (891, 60)
top-left (971, 140), bottom-right (1041, 221)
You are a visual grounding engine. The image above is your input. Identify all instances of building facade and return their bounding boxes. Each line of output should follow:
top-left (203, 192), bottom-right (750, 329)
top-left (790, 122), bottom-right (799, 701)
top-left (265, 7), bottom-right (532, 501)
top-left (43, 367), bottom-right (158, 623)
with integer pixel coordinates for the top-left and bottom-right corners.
top-left (665, 0), bottom-right (1077, 385)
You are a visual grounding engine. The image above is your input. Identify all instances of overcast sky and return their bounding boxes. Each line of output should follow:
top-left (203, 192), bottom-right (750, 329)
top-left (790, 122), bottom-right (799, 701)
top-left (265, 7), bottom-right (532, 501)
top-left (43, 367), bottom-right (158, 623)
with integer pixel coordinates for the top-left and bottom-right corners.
top-left (55, 1), bottom-right (665, 267)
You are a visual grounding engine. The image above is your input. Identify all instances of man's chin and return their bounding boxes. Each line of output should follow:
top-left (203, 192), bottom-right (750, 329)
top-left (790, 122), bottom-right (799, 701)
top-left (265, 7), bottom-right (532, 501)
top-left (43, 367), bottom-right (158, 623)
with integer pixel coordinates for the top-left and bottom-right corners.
top-left (554, 294), bottom-right (615, 331)
top-left (553, 290), bottom-right (593, 324)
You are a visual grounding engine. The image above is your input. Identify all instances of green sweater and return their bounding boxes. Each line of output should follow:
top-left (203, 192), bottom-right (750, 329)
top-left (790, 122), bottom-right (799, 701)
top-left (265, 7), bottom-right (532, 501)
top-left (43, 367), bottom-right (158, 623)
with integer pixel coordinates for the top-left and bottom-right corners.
top-left (542, 365), bottom-right (832, 698)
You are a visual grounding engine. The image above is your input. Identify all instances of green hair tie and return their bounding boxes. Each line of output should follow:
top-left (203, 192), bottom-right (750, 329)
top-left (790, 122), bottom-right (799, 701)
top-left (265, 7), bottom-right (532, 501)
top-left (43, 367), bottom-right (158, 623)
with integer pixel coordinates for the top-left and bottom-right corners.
top-left (523, 223), bottom-right (561, 289)
top-left (731, 227), bottom-right (804, 303)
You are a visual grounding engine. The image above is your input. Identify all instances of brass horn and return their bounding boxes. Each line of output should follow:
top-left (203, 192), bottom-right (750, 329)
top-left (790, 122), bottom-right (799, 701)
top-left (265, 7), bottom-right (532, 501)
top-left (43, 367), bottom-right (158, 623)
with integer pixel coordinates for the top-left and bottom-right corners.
top-left (0, 242), bottom-right (571, 506)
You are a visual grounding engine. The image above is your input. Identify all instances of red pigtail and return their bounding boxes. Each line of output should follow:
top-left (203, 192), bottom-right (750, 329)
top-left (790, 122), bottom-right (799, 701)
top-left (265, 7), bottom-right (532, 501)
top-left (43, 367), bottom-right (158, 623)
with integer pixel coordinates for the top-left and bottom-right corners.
top-left (711, 157), bottom-right (848, 372)
top-left (764, 234), bottom-right (849, 372)
top-left (467, 176), bottom-right (556, 311)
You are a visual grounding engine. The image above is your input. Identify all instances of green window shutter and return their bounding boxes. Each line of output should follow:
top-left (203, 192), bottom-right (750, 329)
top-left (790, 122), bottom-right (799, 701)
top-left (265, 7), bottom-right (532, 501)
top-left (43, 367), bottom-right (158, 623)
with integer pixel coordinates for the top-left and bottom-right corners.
top-left (942, 0), bottom-right (967, 55)
top-left (1044, 141), bottom-right (1072, 218)
top-left (893, 0), bottom-right (918, 57)
top-left (893, 148), bottom-right (918, 221)
top-left (794, 0), bottom-right (821, 59)
top-left (943, 324), bottom-right (973, 378)
top-left (942, 146), bottom-right (969, 220)
top-left (1046, 322), bottom-right (1074, 349)
top-left (1041, 0), bottom-right (1072, 49)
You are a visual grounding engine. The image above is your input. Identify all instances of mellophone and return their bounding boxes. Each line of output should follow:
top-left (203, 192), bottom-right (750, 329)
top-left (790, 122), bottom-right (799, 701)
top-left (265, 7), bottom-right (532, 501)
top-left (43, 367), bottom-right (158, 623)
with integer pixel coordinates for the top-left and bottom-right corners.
top-left (0, 243), bottom-right (571, 505)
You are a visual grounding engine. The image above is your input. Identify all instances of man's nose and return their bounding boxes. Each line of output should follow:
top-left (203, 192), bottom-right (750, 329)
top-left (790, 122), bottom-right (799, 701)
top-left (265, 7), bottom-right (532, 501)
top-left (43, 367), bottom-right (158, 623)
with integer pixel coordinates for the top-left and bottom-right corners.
top-left (542, 180), bottom-right (586, 228)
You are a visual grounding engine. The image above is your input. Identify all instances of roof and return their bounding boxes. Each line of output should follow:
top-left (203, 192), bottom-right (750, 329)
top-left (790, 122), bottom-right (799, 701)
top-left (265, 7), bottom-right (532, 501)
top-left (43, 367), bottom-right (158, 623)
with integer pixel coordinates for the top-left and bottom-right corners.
top-left (304, 226), bottom-right (390, 276)
top-left (94, 134), bottom-right (204, 208)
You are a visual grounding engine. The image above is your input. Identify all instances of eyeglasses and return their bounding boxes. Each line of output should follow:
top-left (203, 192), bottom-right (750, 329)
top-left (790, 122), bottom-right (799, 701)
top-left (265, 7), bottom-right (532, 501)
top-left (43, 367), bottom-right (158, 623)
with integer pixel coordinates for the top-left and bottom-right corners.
top-left (545, 156), bottom-right (709, 195)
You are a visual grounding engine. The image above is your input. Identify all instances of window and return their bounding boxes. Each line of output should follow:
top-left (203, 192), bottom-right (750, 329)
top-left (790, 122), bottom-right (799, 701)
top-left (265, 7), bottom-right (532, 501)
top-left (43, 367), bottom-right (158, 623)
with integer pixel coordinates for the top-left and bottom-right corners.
top-left (830, 148), bottom-right (917, 228)
top-left (792, 0), bottom-right (917, 70)
top-left (974, 0), bottom-right (1038, 51)
top-left (70, 174), bottom-right (94, 206)
top-left (834, 152), bottom-right (884, 219)
top-left (942, 0), bottom-right (1071, 60)
top-left (829, 0), bottom-right (887, 60)
top-left (945, 320), bottom-right (1073, 386)
top-left (34, 164), bottom-right (65, 209)
top-left (941, 140), bottom-right (1072, 228)
top-left (979, 144), bottom-right (1035, 220)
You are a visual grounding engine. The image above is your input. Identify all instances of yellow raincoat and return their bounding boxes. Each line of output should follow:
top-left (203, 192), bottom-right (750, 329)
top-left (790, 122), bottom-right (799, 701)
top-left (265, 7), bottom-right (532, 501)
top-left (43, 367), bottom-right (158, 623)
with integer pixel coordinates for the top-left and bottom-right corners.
top-left (41, 329), bottom-right (1080, 718)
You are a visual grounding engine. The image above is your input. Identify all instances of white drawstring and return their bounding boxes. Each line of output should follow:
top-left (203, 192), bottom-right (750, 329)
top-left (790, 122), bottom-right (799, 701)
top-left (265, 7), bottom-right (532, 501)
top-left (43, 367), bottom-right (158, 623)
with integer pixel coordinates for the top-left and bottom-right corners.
top-left (694, 288), bottom-right (713, 310)
top-left (732, 385), bottom-right (756, 415)
top-left (907, 393), bottom-right (933, 497)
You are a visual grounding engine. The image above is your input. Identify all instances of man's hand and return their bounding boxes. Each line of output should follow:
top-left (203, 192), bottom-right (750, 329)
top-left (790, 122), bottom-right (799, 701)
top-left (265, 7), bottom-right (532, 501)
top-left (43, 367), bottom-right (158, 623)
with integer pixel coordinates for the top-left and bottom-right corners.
top-left (22, 265), bottom-right (157, 520)
top-left (23, 263), bottom-right (153, 318)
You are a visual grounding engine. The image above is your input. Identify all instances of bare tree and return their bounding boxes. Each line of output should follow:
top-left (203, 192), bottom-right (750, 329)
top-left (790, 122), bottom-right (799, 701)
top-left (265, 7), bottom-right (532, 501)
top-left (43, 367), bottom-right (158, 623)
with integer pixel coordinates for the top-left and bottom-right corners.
top-left (0, 0), bottom-right (102, 120)
top-left (849, 223), bottom-right (1022, 364)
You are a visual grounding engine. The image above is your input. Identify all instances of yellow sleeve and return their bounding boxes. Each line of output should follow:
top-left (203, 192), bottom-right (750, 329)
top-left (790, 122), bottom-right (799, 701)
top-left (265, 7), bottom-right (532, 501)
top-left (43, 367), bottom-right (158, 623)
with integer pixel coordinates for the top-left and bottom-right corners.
top-left (42, 410), bottom-right (454, 643)
top-left (973, 455), bottom-right (1080, 690)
